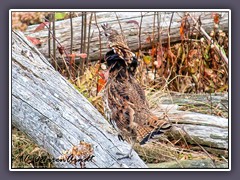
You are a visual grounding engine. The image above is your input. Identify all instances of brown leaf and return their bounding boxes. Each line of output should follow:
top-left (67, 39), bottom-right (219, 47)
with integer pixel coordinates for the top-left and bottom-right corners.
top-left (213, 13), bottom-right (220, 24)
top-left (67, 54), bottom-right (76, 65)
top-left (155, 45), bottom-right (165, 68)
top-left (97, 74), bottom-right (106, 93)
top-left (57, 46), bottom-right (65, 55)
top-left (188, 49), bottom-right (198, 59)
top-left (167, 49), bottom-right (176, 60)
top-left (146, 36), bottom-right (151, 43)
top-left (76, 53), bottom-right (87, 59)
top-left (126, 20), bottom-right (139, 27)
top-left (179, 23), bottom-right (185, 40)
top-left (204, 68), bottom-right (214, 78)
top-left (150, 47), bottom-right (156, 56)
top-left (67, 54), bottom-right (76, 58)
top-left (26, 36), bottom-right (41, 45)
top-left (33, 22), bottom-right (49, 33)
top-left (156, 55), bottom-right (163, 68)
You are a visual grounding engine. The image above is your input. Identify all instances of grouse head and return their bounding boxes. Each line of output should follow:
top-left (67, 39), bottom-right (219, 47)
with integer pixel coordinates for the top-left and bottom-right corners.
top-left (101, 23), bottom-right (120, 42)
top-left (101, 23), bottom-right (138, 76)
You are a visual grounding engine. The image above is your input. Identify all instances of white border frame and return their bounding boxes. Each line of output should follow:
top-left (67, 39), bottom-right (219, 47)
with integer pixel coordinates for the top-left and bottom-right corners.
top-left (9, 9), bottom-right (231, 171)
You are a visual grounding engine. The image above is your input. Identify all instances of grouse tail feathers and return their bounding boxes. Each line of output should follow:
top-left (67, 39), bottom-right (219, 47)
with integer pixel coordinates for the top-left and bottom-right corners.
top-left (136, 116), bottom-right (172, 145)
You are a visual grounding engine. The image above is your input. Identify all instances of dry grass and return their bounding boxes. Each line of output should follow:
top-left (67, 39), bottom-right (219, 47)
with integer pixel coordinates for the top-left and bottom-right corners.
top-left (11, 127), bottom-right (54, 168)
top-left (72, 65), bottom-right (105, 116)
top-left (133, 132), bottom-right (226, 165)
top-left (134, 142), bottom-right (206, 164)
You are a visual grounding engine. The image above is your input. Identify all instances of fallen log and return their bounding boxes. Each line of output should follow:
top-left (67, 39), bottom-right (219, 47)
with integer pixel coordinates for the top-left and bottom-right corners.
top-left (152, 104), bottom-right (229, 157)
top-left (11, 30), bottom-right (147, 168)
top-left (24, 11), bottom-right (229, 63)
top-left (159, 92), bottom-right (228, 118)
top-left (147, 159), bottom-right (228, 168)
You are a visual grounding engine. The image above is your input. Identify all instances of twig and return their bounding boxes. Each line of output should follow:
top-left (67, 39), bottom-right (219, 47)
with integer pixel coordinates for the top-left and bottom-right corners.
top-left (43, 17), bottom-right (69, 58)
top-left (157, 12), bottom-right (160, 43)
top-left (69, 12), bottom-right (75, 75)
top-left (183, 13), bottom-right (193, 61)
top-left (220, 102), bottom-right (228, 111)
top-left (154, 12), bottom-right (161, 83)
top-left (157, 12), bottom-right (165, 80)
top-left (114, 12), bottom-right (125, 42)
top-left (182, 126), bottom-right (217, 168)
top-left (52, 13), bottom-right (57, 70)
top-left (94, 13), bottom-right (102, 62)
top-left (82, 12), bottom-right (88, 73)
top-left (209, 93), bottom-right (213, 115)
top-left (161, 75), bottom-right (189, 91)
top-left (70, 12), bottom-right (73, 55)
top-left (168, 12), bottom-right (174, 36)
top-left (152, 12), bottom-right (158, 84)
top-left (61, 55), bottom-right (72, 80)
top-left (49, 54), bottom-right (62, 72)
top-left (48, 15), bottom-right (51, 58)
top-left (138, 12), bottom-right (143, 52)
top-left (221, 155), bottom-right (228, 163)
top-left (152, 12), bottom-right (156, 62)
top-left (78, 12), bottom-right (85, 76)
top-left (168, 12), bottom-right (174, 49)
top-left (83, 12), bottom-right (87, 53)
top-left (81, 12), bottom-right (84, 54)
top-left (187, 12), bottom-right (228, 65)
top-left (139, 12), bottom-right (145, 82)
top-left (86, 13), bottom-right (93, 67)
top-left (93, 12), bottom-right (103, 96)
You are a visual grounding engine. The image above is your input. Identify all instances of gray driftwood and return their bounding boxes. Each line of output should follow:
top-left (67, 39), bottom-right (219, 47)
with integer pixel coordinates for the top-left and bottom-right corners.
top-left (11, 30), bottom-right (147, 168)
top-left (152, 103), bottom-right (228, 157)
top-left (147, 159), bottom-right (228, 168)
top-left (24, 11), bottom-right (229, 63)
top-left (159, 92), bottom-right (228, 118)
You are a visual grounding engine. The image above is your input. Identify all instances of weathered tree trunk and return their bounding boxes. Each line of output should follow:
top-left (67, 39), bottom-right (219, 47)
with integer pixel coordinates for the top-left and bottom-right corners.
top-left (11, 30), bottom-right (148, 168)
top-left (24, 11), bottom-right (229, 63)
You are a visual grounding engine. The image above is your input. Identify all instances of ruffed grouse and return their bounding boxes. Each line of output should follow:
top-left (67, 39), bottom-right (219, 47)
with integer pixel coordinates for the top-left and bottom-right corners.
top-left (101, 23), bottom-right (172, 159)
